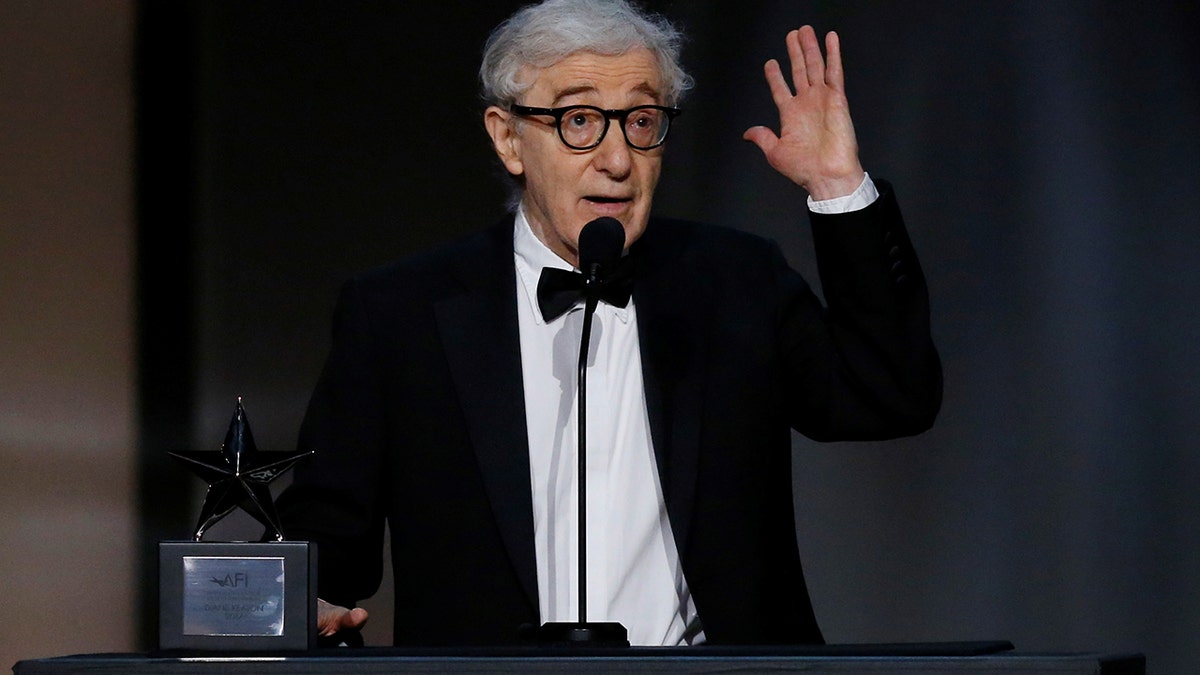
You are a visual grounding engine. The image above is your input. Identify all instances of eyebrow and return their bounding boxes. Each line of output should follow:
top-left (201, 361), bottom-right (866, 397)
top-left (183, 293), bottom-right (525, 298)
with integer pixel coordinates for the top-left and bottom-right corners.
top-left (550, 82), bottom-right (663, 106)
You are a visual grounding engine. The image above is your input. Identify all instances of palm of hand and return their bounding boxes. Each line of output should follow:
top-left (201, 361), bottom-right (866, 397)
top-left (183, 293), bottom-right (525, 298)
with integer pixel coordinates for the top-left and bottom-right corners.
top-left (744, 26), bottom-right (864, 200)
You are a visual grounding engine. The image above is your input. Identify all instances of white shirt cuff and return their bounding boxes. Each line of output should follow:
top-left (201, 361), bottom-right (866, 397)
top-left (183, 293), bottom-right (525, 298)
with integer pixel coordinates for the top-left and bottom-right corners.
top-left (806, 172), bottom-right (879, 214)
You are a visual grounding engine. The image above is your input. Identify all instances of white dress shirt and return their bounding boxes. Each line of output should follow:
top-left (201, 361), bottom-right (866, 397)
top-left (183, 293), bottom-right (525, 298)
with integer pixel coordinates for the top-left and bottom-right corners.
top-left (514, 208), bottom-right (702, 646)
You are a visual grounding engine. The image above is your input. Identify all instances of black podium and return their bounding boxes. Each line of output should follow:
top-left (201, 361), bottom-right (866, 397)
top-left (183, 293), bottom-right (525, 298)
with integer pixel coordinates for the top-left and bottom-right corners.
top-left (13, 643), bottom-right (1145, 674)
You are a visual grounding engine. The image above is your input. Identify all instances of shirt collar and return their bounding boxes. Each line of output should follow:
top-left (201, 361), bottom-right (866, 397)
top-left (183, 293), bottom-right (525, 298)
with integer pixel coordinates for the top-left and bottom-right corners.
top-left (512, 204), bottom-right (632, 325)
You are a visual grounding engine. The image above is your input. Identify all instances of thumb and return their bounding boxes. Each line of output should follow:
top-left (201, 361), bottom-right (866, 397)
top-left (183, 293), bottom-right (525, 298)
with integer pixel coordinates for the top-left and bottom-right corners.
top-left (742, 126), bottom-right (778, 155)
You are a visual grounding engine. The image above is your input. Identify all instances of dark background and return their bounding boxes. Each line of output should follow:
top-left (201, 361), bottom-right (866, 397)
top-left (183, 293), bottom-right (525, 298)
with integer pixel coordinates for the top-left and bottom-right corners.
top-left (135, 1), bottom-right (1199, 670)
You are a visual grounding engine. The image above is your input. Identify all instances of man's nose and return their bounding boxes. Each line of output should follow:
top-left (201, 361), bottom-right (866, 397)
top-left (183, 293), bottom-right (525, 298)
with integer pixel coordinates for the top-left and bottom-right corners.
top-left (591, 125), bottom-right (632, 178)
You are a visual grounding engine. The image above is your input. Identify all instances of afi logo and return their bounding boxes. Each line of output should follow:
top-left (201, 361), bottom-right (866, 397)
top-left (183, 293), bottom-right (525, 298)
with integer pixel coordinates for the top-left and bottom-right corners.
top-left (210, 572), bottom-right (249, 588)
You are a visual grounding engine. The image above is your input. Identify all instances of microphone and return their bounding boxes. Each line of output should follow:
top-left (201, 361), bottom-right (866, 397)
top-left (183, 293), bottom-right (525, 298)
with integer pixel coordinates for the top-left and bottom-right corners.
top-left (534, 217), bottom-right (630, 647)
top-left (578, 216), bottom-right (625, 287)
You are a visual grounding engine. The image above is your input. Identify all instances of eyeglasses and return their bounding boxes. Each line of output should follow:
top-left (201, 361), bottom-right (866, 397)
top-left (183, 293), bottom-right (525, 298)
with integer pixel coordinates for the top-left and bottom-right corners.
top-left (509, 103), bottom-right (681, 151)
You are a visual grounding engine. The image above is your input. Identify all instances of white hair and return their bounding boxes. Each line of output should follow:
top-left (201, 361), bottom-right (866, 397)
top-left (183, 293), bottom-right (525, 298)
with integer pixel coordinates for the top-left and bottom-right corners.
top-left (480, 0), bottom-right (693, 107)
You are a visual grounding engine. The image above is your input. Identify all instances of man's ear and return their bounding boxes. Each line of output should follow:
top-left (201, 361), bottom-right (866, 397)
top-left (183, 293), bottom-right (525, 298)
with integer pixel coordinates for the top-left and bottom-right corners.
top-left (484, 106), bottom-right (524, 177)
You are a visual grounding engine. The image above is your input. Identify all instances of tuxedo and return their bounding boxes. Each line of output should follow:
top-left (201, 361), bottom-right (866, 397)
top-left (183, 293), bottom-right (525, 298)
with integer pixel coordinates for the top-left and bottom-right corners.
top-left (276, 180), bottom-right (941, 645)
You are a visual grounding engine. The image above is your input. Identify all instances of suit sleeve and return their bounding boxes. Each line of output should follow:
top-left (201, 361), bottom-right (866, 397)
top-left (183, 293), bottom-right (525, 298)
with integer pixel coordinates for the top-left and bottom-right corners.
top-left (780, 179), bottom-right (942, 441)
top-left (276, 277), bottom-right (388, 608)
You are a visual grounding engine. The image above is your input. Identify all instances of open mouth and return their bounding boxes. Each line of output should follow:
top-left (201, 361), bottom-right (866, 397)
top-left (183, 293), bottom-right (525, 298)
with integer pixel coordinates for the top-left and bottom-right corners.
top-left (585, 196), bottom-right (631, 205)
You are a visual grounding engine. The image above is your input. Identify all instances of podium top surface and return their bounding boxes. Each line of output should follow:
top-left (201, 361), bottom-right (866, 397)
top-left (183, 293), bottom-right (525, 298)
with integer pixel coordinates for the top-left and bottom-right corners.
top-left (14, 643), bottom-right (1146, 675)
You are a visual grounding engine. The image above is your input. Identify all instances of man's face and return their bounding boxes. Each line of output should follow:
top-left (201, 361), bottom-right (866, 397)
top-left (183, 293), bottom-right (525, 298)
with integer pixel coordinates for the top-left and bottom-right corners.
top-left (486, 48), bottom-right (666, 267)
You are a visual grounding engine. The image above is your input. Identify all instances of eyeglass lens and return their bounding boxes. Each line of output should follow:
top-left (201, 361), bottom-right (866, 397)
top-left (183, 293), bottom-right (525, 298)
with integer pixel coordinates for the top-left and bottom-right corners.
top-left (560, 107), bottom-right (670, 150)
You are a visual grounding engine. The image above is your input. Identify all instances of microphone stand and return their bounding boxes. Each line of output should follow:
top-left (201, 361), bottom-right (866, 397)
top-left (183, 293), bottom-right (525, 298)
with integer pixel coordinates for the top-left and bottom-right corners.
top-left (534, 263), bottom-right (629, 647)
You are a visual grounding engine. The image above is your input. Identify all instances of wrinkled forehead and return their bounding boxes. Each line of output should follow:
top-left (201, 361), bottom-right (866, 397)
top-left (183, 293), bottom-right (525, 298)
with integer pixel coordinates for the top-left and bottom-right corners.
top-left (515, 48), bottom-right (666, 105)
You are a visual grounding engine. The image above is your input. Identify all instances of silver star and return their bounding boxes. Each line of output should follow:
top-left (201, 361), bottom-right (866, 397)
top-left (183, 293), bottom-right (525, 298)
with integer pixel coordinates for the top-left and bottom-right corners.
top-left (170, 398), bottom-right (311, 541)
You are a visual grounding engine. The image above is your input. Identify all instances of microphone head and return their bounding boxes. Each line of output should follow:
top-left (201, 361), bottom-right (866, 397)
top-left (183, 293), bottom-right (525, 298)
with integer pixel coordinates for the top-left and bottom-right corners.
top-left (578, 217), bottom-right (625, 273)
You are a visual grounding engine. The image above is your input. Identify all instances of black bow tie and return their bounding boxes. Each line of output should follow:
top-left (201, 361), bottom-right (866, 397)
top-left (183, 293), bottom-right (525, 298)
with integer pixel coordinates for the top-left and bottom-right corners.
top-left (536, 257), bottom-right (635, 323)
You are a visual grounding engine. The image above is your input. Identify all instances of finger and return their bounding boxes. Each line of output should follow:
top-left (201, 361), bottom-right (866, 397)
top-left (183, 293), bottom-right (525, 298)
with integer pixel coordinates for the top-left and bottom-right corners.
top-left (317, 599), bottom-right (369, 637)
top-left (824, 30), bottom-right (844, 91)
top-left (742, 126), bottom-right (779, 155)
top-left (762, 59), bottom-right (794, 107)
top-left (785, 29), bottom-right (807, 91)
top-left (319, 609), bottom-right (368, 637)
top-left (798, 25), bottom-right (825, 87)
top-left (343, 608), bottom-right (369, 631)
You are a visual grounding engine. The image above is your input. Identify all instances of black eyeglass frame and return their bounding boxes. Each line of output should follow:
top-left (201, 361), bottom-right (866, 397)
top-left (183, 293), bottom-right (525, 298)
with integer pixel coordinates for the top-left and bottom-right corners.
top-left (509, 103), bottom-right (682, 151)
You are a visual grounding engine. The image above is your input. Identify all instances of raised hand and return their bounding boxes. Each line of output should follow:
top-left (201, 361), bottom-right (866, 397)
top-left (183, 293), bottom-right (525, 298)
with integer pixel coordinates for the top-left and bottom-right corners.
top-left (743, 26), bottom-right (865, 201)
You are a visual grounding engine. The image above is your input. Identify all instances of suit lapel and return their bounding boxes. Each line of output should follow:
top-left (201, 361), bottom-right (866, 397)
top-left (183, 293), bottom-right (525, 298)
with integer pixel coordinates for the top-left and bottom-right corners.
top-left (630, 221), bottom-right (712, 559)
top-left (433, 218), bottom-right (540, 610)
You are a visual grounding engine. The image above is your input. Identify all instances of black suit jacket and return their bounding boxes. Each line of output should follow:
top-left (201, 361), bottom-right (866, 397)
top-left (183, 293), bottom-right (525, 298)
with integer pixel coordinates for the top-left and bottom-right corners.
top-left (277, 181), bottom-right (941, 646)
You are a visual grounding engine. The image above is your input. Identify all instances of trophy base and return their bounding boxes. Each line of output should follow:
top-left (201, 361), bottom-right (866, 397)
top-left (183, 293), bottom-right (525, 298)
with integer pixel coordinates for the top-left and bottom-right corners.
top-left (158, 541), bottom-right (317, 652)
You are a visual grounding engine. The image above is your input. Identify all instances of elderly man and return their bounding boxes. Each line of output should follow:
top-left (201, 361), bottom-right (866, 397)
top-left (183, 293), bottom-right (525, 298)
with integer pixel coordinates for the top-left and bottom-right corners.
top-left (277, 0), bottom-right (940, 647)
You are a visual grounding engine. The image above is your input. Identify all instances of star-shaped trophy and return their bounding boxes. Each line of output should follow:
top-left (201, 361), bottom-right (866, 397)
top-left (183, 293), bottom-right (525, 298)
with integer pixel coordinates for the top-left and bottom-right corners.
top-left (158, 398), bottom-right (318, 652)
top-left (169, 397), bottom-right (311, 542)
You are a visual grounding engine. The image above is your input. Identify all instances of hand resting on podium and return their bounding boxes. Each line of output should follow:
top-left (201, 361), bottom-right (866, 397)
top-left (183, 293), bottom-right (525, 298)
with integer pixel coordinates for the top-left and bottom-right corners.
top-left (317, 598), bottom-right (369, 646)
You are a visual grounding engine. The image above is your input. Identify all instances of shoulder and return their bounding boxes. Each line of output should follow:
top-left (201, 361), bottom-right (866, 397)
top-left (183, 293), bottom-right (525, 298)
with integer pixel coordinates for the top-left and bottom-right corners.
top-left (343, 216), bottom-right (515, 303)
top-left (639, 216), bottom-right (781, 263)
top-left (636, 216), bottom-right (786, 286)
